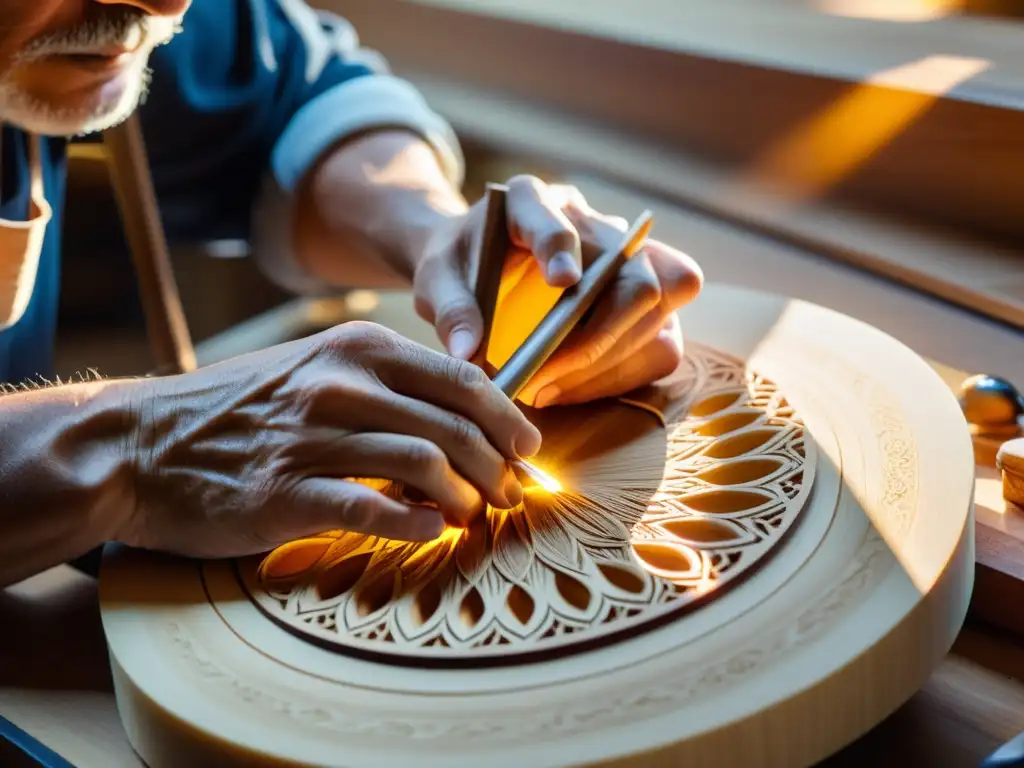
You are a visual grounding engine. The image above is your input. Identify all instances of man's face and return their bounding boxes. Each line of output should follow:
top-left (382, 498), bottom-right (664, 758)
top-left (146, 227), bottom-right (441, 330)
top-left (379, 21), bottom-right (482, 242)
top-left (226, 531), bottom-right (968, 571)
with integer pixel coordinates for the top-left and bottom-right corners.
top-left (0, 1), bottom-right (191, 136)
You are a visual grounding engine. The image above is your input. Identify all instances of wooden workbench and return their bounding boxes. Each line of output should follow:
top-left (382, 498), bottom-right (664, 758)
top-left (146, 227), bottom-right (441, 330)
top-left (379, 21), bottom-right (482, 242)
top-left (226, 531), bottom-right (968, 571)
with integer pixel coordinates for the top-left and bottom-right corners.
top-left (1, 177), bottom-right (1022, 767)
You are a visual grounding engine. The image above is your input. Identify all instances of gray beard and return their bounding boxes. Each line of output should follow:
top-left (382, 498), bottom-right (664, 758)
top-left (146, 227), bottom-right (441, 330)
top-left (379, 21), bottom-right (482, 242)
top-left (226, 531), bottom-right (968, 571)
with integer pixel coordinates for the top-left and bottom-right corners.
top-left (0, 65), bottom-right (152, 138)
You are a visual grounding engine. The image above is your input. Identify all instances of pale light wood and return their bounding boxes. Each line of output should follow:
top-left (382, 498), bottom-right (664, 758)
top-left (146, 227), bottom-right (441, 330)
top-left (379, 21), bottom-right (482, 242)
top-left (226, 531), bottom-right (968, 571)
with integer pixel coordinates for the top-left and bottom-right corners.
top-left (252, 342), bottom-right (815, 664)
top-left (98, 282), bottom-right (975, 767)
top-left (3, 570), bottom-right (1020, 768)
top-left (389, 0), bottom-right (1024, 108)
top-left (0, 202), bottom-right (1016, 766)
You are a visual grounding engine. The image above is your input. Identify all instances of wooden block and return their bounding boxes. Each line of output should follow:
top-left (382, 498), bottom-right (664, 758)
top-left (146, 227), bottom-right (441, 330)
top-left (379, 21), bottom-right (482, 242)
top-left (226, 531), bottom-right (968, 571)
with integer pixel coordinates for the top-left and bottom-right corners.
top-left (998, 438), bottom-right (1024, 509)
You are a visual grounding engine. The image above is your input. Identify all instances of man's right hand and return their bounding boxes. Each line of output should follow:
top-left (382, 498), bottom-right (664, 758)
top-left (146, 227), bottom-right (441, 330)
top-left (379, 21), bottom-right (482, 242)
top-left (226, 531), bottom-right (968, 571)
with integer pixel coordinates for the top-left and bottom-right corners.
top-left (115, 321), bottom-right (542, 560)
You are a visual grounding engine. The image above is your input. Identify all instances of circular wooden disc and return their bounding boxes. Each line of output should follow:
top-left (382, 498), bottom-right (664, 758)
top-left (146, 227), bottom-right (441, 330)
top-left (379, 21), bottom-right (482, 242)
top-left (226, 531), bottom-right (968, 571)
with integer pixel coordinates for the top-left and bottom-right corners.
top-left (99, 284), bottom-right (975, 768)
top-left (244, 341), bottom-right (818, 667)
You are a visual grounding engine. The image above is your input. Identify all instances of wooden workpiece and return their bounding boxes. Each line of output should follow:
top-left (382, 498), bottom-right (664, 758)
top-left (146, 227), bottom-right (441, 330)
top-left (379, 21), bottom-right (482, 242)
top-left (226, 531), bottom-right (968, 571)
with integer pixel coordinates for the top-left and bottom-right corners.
top-left (3, 168), bottom-right (1020, 766)
top-left (253, 341), bottom-right (812, 665)
top-left (99, 283), bottom-right (975, 767)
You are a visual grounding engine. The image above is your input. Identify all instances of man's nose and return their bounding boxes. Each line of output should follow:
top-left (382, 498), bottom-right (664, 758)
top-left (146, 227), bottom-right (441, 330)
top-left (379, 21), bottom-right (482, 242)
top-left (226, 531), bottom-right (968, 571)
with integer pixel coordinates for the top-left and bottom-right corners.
top-left (92, 0), bottom-right (191, 17)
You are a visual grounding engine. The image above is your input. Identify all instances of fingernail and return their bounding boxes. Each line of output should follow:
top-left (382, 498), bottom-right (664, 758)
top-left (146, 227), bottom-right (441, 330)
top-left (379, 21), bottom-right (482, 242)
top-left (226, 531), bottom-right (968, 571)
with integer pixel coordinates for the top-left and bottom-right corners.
top-left (534, 385), bottom-right (561, 409)
top-left (546, 252), bottom-right (581, 285)
top-left (503, 473), bottom-right (524, 508)
top-left (448, 328), bottom-right (476, 359)
top-left (515, 425), bottom-right (543, 458)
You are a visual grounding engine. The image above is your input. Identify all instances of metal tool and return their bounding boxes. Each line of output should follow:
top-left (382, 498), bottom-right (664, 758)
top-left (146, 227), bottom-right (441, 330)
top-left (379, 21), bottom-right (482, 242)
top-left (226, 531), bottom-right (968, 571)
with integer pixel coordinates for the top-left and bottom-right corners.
top-left (491, 211), bottom-right (653, 401)
top-left (469, 185), bottom-right (654, 491)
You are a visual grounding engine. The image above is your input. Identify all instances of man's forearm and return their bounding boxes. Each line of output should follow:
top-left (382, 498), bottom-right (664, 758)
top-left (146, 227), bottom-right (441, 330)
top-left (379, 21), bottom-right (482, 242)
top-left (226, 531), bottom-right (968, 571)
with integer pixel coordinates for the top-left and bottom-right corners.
top-left (293, 130), bottom-right (468, 289)
top-left (0, 381), bottom-right (136, 587)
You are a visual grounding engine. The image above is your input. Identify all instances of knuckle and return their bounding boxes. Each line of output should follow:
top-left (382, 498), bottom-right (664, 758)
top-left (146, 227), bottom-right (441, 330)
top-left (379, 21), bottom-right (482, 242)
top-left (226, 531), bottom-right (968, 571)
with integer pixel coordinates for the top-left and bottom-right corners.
top-left (413, 293), bottom-right (437, 324)
top-left (335, 486), bottom-right (380, 532)
top-left (298, 380), bottom-right (342, 412)
top-left (446, 356), bottom-right (486, 391)
top-left (652, 332), bottom-right (684, 377)
top-left (633, 276), bottom-right (663, 308)
top-left (675, 265), bottom-right (704, 305)
top-left (562, 184), bottom-right (588, 206)
top-left (506, 173), bottom-right (545, 196)
top-left (649, 245), bottom-right (704, 306)
top-left (535, 225), bottom-right (579, 258)
top-left (404, 439), bottom-right (448, 476)
top-left (299, 377), bottom-right (374, 421)
top-left (447, 414), bottom-right (484, 452)
top-left (325, 320), bottom-right (396, 359)
top-left (575, 214), bottom-right (626, 254)
top-left (593, 328), bottom-right (620, 358)
top-left (547, 183), bottom-right (588, 211)
top-left (578, 330), bottom-right (618, 371)
top-left (435, 298), bottom-right (479, 335)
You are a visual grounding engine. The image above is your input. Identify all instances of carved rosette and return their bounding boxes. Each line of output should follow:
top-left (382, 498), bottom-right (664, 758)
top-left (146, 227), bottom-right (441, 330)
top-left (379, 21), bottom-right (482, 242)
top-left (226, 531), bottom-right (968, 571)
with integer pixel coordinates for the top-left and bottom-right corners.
top-left (243, 344), bottom-right (815, 664)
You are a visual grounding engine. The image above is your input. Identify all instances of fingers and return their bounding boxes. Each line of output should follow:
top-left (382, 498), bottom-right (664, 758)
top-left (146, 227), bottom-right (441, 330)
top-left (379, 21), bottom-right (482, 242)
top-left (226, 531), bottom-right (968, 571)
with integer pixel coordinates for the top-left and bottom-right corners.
top-left (412, 242), bottom-right (484, 361)
top-left (364, 391), bottom-right (524, 516)
top-left (518, 252), bottom-right (663, 399)
top-left (313, 329), bottom-right (538, 514)
top-left (526, 306), bottom-right (670, 407)
top-left (551, 315), bottom-right (684, 406)
top-left (644, 239), bottom-right (704, 308)
top-left (306, 380), bottom-right (525, 517)
top-left (371, 336), bottom-right (542, 459)
top-left (505, 175), bottom-right (583, 287)
top-left (332, 433), bottom-right (491, 522)
top-left (287, 477), bottom-right (447, 542)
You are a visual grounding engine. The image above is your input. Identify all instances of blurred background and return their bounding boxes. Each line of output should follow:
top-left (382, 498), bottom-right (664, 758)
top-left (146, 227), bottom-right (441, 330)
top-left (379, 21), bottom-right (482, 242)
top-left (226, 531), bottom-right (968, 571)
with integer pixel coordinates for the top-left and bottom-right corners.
top-left (55, 0), bottom-right (1023, 379)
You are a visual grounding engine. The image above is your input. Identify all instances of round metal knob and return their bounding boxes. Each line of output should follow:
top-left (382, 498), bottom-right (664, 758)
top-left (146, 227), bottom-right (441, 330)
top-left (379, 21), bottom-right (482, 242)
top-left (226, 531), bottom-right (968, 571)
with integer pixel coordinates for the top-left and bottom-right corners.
top-left (958, 374), bottom-right (1024, 438)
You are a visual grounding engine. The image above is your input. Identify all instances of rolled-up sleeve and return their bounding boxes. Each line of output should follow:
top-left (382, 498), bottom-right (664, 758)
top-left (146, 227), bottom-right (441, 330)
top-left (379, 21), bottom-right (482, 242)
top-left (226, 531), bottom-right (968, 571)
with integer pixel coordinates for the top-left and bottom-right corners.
top-left (141, 0), bottom-right (464, 295)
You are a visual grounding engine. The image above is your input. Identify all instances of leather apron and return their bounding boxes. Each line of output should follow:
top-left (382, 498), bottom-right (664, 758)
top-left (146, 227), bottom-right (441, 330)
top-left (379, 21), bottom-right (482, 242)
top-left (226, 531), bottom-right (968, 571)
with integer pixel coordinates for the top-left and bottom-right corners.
top-left (0, 130), bottom-right (53, 330)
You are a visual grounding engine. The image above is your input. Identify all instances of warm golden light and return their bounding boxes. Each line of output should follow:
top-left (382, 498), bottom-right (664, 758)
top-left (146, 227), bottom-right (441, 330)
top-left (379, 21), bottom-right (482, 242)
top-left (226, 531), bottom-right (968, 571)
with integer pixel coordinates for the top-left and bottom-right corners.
top-left (733, 55), bottom-right (991, 204)
top-left (345, 290), bottom-right (380, 314)
top-left (819, 0), bottom-right (963, 21)
top-left (513, 459), bottom-right (563, 494)
top-left (437, 525), bottom-right (468, 543)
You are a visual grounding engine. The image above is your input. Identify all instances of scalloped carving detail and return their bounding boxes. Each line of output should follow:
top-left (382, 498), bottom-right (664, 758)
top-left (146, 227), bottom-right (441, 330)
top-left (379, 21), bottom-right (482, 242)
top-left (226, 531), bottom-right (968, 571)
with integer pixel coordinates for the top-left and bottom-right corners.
top-left (245, 343), bottom-right (816, 664)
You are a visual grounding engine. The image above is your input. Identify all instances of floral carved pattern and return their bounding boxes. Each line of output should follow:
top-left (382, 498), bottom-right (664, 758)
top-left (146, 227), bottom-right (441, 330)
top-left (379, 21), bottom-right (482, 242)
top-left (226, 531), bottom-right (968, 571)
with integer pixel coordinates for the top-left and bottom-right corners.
top-left (242, 343), bottom-right (816, 664)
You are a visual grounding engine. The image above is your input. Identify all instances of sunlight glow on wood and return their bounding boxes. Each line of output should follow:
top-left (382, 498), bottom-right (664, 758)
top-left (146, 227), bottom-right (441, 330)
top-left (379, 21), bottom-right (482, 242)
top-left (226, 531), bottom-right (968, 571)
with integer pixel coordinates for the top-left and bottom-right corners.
top-left (735, 55), bottom-right (990, 203)
top-left (818, 0), bottom-right (964, 21)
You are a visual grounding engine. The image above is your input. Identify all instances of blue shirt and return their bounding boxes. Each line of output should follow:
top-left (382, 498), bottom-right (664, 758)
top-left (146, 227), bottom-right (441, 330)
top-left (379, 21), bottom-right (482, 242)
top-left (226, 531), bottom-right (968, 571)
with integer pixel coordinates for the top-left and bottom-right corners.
top-left (0, 0), bottom-right (462, 384)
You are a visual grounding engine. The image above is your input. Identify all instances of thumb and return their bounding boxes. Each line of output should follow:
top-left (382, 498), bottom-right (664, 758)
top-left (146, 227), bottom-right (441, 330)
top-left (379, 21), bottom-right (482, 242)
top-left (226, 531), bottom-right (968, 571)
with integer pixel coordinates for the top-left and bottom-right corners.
top-left (414, 254), bottom-right (483, 360)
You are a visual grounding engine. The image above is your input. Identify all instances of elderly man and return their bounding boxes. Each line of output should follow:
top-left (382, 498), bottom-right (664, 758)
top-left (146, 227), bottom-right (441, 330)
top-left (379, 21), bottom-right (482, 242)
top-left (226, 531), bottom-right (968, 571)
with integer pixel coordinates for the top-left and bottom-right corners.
top-left (0, 0), bottom-right (702, 587)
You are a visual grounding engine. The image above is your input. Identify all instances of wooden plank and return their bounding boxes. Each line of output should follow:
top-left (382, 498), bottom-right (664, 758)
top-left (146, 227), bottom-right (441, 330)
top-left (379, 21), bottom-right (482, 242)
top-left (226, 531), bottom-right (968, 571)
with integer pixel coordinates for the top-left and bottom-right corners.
top-left (971, 466), bottom-right (1024, 638)
top-left (401, 77), bottom-right (1024, 327)
top-left (386, 0), bottom-right (1024, 110)
top-left (327, 0), bottom-right (1024, 243)
top-left (974, 526), bottom-right (1024, 639)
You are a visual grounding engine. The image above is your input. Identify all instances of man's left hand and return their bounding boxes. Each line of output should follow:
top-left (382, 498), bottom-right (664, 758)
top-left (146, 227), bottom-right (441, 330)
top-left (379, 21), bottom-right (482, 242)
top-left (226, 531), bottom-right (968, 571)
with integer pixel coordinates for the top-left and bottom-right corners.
top-left (412, 175), bottom-right (704, 408)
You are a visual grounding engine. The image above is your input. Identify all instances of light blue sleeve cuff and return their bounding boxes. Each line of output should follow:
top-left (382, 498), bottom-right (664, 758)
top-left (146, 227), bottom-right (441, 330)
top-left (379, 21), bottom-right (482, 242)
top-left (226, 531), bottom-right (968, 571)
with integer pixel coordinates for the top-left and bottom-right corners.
top-left (252, 73), bottom-right (466, 295)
